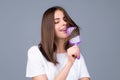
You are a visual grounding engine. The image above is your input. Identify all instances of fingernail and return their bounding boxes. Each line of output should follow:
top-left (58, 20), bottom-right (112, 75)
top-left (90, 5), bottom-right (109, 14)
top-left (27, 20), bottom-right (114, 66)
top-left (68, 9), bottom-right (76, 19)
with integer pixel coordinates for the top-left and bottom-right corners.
top-left (77, 56), bottom-right (80, 59)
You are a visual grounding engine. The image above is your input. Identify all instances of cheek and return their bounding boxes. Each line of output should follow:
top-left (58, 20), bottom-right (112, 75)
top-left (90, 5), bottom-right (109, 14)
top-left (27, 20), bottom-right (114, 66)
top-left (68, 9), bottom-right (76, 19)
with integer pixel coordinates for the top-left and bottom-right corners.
top-left (54, 24), bottom-right (67, 38)
top-left (54, 25), bottom-right (60, 34)
top-left (55, 29), bottom-right (59, 38)
top-left (54, 27), bottom-right (59, 36)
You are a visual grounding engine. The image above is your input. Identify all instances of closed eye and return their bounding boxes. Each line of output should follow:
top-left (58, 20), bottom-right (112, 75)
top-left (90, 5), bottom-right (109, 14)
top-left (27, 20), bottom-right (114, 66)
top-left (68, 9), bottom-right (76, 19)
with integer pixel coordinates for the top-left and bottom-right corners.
top-left (54, 21), bottom-right (59, 24)
top-left (54, 18), bottom-right (60, 24)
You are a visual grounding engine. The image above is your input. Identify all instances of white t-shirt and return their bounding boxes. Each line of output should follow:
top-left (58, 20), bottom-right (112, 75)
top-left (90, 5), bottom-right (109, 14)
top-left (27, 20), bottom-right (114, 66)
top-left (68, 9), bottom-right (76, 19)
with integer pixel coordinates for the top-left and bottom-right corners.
top-left (26, 46), bottom-right (90, 80)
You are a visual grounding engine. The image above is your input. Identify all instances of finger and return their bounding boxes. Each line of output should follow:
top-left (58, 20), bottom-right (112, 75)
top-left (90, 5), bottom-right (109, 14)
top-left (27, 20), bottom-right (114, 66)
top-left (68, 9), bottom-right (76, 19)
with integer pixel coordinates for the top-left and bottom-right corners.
top-left (71, 45), bottom-right (80, 59)
top-left (72, 54), bottom-right (77, 59)
top-left (75, 46), bottom-right (80, 59)
top-left (76, 50), bottom-right (80, 59)
top-left (77, 53), bottom-right (80, 59)
top-left (72, 52), bottom-right (80, 59)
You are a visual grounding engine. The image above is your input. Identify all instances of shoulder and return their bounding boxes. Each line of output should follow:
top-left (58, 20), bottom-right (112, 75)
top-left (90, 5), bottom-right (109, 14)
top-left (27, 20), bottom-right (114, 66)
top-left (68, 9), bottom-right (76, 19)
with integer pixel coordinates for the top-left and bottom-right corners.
top-left (26, 46), bottom-right (47, 77)
top-left (28, 45), bottom-right (39, 53)
top-left (27, 45), bottom-right (42, 58)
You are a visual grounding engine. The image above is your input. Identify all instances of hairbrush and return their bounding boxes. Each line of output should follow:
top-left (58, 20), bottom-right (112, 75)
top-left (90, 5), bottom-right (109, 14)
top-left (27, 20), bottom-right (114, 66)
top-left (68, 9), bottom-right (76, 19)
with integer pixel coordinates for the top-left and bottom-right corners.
top-left (67, 27), bottom-right (81, 45)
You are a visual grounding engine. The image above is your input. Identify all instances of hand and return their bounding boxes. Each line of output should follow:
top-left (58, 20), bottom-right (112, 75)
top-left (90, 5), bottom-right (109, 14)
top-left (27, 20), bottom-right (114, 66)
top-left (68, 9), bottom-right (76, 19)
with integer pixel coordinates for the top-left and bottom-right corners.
top-left (67, 45), bottom-right (80, 64)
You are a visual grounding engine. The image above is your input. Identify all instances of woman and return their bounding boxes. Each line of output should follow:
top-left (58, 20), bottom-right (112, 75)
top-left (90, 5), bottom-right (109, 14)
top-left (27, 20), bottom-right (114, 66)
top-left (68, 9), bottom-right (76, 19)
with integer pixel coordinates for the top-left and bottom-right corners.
top-left (26, 6), bottom-right (90, 80)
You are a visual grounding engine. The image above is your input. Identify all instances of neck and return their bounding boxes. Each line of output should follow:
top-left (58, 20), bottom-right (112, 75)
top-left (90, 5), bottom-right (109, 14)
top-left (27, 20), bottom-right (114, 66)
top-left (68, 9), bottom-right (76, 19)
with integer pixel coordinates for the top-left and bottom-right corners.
top-left (55, 39), bottom-right (66, 53)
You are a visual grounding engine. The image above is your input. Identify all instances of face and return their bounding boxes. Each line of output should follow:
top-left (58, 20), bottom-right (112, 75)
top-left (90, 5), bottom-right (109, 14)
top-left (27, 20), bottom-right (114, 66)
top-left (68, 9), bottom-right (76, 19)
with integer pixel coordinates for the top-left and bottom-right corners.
top-left (54, 10), bottom-right (67, 39)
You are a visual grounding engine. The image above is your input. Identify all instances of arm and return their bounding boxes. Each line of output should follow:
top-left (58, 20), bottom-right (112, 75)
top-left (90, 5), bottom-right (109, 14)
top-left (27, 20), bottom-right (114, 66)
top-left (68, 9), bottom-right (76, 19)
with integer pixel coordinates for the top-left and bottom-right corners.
top-left (32, 61), bottom-right (73, 80)
top-left (54, 61), bottom-right (73, 80)
top-left (78, 55), bottom-right (91, 80)
top-left (55, 45), bottom-right (80, 80)
top-left (32, 45), bottom-right (80, 80)
top-left (79, 77), bottom-right (90, 80)
top-left (26, 46), bottom-right (48, 80)
top-left (32, 74), bottom-right (48, 80)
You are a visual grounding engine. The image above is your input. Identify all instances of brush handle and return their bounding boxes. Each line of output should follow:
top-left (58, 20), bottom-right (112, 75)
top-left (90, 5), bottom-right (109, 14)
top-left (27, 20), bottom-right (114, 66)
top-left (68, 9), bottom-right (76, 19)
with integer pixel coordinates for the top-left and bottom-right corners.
top-left (69, 35), bottom-right (81, 45)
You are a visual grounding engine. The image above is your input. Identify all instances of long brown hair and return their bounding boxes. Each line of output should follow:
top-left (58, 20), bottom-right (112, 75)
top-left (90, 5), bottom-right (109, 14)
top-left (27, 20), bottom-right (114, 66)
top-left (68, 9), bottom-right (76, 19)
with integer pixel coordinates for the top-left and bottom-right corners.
top-left (38, 6), bottom-right (80, 65)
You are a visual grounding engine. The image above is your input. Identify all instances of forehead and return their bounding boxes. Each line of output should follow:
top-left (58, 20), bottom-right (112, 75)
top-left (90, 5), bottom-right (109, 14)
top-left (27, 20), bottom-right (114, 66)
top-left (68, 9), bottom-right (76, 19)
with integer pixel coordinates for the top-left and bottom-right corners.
top-left (54, 10), bottom-right (64, 18)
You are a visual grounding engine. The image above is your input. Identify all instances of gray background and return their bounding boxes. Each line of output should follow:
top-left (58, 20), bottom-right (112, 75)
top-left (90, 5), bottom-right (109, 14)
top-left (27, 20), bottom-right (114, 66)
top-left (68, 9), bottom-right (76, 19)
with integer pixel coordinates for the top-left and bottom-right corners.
top-left (0, 0), bottom-right (120, 80)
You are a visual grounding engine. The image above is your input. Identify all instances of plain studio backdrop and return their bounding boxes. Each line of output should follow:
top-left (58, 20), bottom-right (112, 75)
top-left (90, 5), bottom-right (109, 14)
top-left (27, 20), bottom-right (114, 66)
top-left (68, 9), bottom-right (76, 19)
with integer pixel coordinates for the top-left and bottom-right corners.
top-left (0, 0), bottom-right (120, 80)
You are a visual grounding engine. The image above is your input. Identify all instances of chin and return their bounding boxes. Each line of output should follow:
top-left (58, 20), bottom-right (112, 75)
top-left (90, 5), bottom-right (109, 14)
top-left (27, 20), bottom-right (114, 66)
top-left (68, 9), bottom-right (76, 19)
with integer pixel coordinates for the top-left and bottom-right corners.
top-left (61, 35), bottom-right (68, 39)
top-left (56, 34), bottom-right (68, 39)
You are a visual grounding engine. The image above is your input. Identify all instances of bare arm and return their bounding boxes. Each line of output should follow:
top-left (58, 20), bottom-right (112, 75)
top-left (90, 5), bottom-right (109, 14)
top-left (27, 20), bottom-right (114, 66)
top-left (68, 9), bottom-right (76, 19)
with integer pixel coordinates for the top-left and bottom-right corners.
top-left (79, 77), bottom-right (90, 80)
top-left (54, 61), bottom-right (73, 80)
top-left (32, 74), bottom-right (48, 80)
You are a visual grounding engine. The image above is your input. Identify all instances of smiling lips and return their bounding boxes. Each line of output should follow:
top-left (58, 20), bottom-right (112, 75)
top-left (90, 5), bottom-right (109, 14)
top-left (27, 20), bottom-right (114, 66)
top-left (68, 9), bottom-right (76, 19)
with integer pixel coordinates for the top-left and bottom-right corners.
top-left (59, 29), bottom-right (67, 33)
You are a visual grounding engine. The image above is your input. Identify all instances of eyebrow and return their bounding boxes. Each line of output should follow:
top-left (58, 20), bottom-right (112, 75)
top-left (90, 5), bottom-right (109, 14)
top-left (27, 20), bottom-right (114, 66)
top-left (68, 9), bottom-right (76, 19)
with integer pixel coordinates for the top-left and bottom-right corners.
top-left (54, 18), bottom-right (60, 20)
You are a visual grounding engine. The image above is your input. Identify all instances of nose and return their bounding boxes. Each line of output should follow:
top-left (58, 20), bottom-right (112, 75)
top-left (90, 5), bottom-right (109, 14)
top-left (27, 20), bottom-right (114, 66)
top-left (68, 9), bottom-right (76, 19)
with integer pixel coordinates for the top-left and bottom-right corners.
top-left (62, 19), bottom-right (67, 26)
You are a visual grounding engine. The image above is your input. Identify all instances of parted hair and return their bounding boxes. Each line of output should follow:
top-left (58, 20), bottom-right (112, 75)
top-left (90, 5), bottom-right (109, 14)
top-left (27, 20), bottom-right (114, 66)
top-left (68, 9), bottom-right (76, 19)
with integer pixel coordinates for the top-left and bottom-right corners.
top-left (38, 6), bottom-right (80, 65)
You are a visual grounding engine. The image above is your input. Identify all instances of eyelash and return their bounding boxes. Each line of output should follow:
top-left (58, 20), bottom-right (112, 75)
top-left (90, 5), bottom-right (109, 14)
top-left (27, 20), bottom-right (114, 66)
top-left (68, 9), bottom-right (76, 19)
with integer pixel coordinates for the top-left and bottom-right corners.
top-left (54, 21), bottom-right (59, 24)
top-left (54, 17), bottom-right (67, 24)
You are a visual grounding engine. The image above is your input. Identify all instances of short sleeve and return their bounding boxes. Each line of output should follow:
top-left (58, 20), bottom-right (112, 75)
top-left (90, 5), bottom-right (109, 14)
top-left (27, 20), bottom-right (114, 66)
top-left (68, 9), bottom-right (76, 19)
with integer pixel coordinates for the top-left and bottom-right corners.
top-left (79, 54), bottom-right (90, 78)
top-left (26, 46), bottom-right (45, 77)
